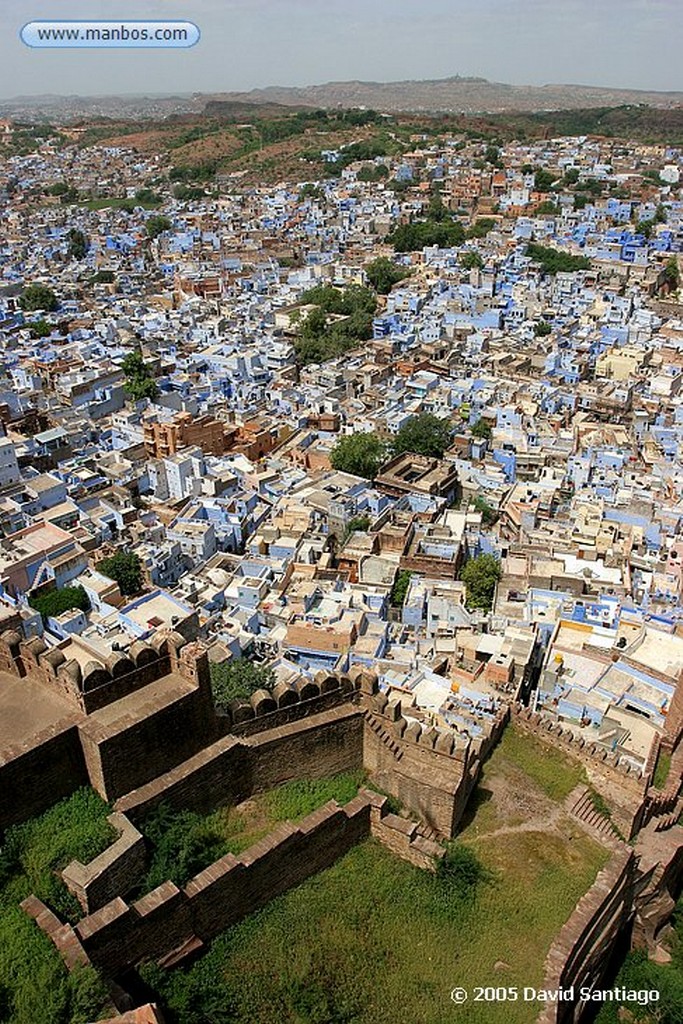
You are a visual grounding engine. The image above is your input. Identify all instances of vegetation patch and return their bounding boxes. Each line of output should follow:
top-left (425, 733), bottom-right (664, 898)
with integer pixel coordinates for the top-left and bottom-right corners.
top-left (138, 772), bottom-right (367, 893)
top-left (492, 724), bottom-right (586, 801)
top-left (0, 789), bottom-right (113, 1024)
top-left (144, 819), bottom-right (604, 1024)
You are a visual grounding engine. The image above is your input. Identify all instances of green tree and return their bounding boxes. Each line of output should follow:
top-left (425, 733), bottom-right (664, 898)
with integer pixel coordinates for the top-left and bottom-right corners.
top-left (29, 586), bottom-right (90, 622)
top-left (526, 243), bottom-right (591, 274)
top-left (535, 200), bottom-right (559, 216)
top-left (461, 251), bottom-right (483, 270)
top-left (135, 187), bottom-right (162, 206)
top-left (66, 228), bottom-right (88, 260)
top-left (663, 257), bottom-right (680, 290)
top-left (29, 319), bottom-right (51, 338)
top-left (390, 569), bottom-right (413, 608)
top-left (19, 284), bottom-right (58, 312)
top-left (534, 320), bottom-right (553, 336)
top-left (466, 218), bottom-right (495, 239)
top-left (146, 214), bottom-right (172, 239)
top-left (393, 413), bottom-right (453, 459)
top-left (365, 257), bottom-right (409, 295)
top-left (472, 495), bottom-right (499, 526)
top-left (388, 219), bottom-right (465, 252)
top-left (330, 433), bottom-right (388, 479)
top-left (91, 270), bottom-right (115, 284)
top-left (563, 167), bottom-right (580, 185)
top-left (122, 350), bottom-right (159, 402)
top-left (210, 658), bottom-right (275, 712)
top-left (471, 418), bottom-right (493, 440)
top-left (461, 554), bottom-right (501, 611)
top-left (534, 168), bottom-right (556, 192)
top-left (637, 218), bottom-right (655, 239)
top-left (97, 550), bottom-right (143, 596)
top-left (345, 515), bottom-right (371, 536)
top-left (298, 183), bottom-right (323, 201)
top-left (293, 285), bottom-right (377, 366)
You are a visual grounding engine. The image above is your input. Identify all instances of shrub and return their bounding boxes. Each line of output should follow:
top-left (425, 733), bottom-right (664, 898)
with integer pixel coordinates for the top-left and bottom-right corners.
top-left (210, 658), bottom-right (275, 711)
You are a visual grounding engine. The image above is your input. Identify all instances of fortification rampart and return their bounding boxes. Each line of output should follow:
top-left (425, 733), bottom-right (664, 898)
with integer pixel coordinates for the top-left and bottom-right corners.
top-left (116, 704), bottom-right (365, 822)
top-left (0, 719), bottom-right (87, 832)
top-left (511, 704), bottom-right (648, 838)
top-left (62, 812), bottom-right (146, 915)
top-left (536, 821), bottom-right (683, 1024)
top-left (537, 849), bottom-right (636, 1024)
top-left (29, 789), bottom-right (442, 979)
top-left (0, 630), bottom-right (217, 826)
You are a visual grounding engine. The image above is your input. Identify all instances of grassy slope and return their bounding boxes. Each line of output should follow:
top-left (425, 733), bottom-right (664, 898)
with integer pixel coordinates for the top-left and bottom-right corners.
top-left (0, 789), bottom-right (113, 1024)
top-left (149, 731), bottom-right (608, 1024)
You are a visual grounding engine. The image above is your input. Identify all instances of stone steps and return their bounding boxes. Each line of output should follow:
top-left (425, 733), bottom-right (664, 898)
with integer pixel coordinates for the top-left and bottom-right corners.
top-left (568, 786), bottom-right (620, 840)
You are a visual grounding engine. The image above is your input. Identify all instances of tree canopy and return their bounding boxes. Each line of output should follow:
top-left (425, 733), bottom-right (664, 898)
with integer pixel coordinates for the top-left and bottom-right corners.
top-left (393, 413), bottom-right (453, 459)
top-left (461, 554), bottom-right (501, 611)
top-left (461, 251), bottom-right (483, 270)
top-left (293, 285), bottom-right (377, 366)
top-left (390, 569), bottom-right (413, 608)
top-left (19, 284), bottom-right (58, 312)
top-left (29, 586), bottom-right (90, 622)
top-left (365, 257), bottom-right (409, 295)
top-left (66, 229), bottom-right (88, 260)
top-left (97, 550), bottom-right (143, 596)
top-left (330, 433), bottom-right (388, 479)
top-left (526, 243), bottom-right (591, 275)
top-left (210, 659), bottom-right (276, 713)
top-left (146, 215), bottom-right (172, 239)
top-left (122, 350), bottom-right (159, 402)
top-left (471, 418), bottom-right (493, 441)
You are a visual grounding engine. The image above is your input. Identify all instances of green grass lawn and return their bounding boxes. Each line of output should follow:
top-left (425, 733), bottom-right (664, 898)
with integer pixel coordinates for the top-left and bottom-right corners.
top-left (0, 789), bottom-right (113, 1024)
top-left (145, 739), bottom-right (607, 1024)
top-left (493, 724), bottom-right (586, 801)
top-left (146, 830), bottom-right (607, 1024)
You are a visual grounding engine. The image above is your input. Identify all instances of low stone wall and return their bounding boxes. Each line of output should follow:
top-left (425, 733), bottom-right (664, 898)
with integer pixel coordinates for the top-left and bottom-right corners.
top-left (28, 789), bottom-right (443, 979)
top-left (364, 789), bottom-right (444, 871)
top-left (75, 794), bottom-right (372, 975)
top-left (537, 849), bottom-right (636, 1024)
top-left (20, 894), bottom-right (91, 971)
top-left (511, 704), bottom-right (647, 838)
top-left (62, 812), bottom-right (146, 914)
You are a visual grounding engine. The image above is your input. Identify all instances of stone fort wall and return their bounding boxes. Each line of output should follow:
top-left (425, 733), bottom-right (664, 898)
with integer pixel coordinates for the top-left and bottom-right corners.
top-left (29, 790), bottom-right (442, 979)
top-left (511, 704), bottom-right (648, 839)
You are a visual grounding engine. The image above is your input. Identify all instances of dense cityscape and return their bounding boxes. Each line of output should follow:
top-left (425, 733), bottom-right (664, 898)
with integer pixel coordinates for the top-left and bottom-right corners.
top-left (1, 102), bottom-right (683, 1024)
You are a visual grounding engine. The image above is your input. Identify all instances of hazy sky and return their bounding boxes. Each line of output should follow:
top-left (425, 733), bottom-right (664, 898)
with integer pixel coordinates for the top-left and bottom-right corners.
top-left (1, 0), bottom-right (681, 99)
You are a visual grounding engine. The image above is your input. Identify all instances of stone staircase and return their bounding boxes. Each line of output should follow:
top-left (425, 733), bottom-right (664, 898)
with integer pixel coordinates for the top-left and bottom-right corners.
top-left (364, 710), bottom-right (403, 761)
top-left (566, 785), bottom-right (622, 844)
top-left (654, 796), bottom-right (683, 833)
top-left (416, 821), bottom-right (441, 843)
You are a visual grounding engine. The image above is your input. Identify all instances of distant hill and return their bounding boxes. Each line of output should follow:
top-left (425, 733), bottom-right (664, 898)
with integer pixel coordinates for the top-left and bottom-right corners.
top-left (201, 75), bottom-right (683, 114)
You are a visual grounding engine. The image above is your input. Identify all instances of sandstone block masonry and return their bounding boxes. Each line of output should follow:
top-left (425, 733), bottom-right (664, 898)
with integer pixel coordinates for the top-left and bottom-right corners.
top-left (30, 790), bottom-right (442, 979)
top-left (0, 629), bottom-right (217, 830)
top-left (62, 812), bottom-right (146, 915)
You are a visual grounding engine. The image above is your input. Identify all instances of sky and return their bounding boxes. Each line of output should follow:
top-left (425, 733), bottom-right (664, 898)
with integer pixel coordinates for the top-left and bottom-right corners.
top-left (0, 0), bottom-right (681, 99)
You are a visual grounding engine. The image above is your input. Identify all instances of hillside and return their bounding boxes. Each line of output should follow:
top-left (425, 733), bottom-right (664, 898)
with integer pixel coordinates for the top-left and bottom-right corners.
top-left (201, 75), bottom-right (683, 114)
